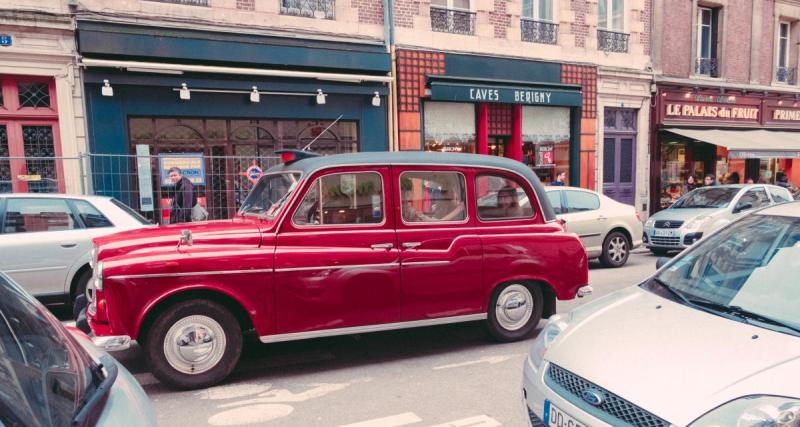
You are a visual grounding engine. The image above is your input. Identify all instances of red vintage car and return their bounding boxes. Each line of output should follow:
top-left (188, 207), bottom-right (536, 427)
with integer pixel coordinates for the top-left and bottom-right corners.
top-left (86, 151), bottom-right (590, 389)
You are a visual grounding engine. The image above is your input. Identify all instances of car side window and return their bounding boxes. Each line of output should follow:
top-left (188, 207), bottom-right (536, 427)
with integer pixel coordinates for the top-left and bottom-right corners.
top-left (72, 200), bottom-right (113, 228)
top-left (546, 191), bottom-right (564, 214)
top-left (475, 175), bottom-right (534, 220)
top-left (564, 191), bottom-right (600, 213)
top-left (737, 188), bottom-right (769, 211)
top-left (292, 172), bottom-right (384, 226)
top-left (768, 186), bottom-right (792, 203)
top-left (2, 199), bottom-right (77, 233)
top-left (401, 171), bottom-right (467, 223)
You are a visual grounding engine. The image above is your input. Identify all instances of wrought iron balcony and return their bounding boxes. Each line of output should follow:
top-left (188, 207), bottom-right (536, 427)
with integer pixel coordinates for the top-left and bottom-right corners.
top-left (149, 0), bottom-right (209, 5)
top-left (521, 19), bottom-right (558, 45)
top-left (280, 0), bottom-right (335, 19)
top-left (597, 29), bottom-right (629, 53)
top-left (776, 66), bottom-right (797, 85)
top-left (695, 57), bottom-right (719, 77)
top-left (430, 7), bottom-right (476, 35)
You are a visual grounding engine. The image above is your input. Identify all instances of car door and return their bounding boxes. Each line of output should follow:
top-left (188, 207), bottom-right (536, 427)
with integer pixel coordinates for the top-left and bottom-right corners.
top-left (559, 190), bottom-right (605, 254)
top-left (395, 167), bottom-right (483, 321)
top-left (0, 197), bottom-right (87, 297)
top-left (274, 167), bottom-right (401, 334)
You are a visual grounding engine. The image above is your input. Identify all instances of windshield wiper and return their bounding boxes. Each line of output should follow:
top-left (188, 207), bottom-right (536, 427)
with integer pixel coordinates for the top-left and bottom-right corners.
top-left (649, 277), bottom-right (693, 306)
top-left (688, 299), bottom-right (800, 335)
top-left (72, 355), bottom-right (118, 427)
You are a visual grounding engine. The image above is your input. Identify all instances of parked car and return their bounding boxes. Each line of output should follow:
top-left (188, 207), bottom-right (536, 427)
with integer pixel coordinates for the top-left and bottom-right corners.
top-left (545, 186), bottom-right (643, 268)
top-left (86, 150), bottom-right (590, 389)
top-left (523, 202), bottom-right (800, 427)
top-left (643, 184), bottom-right (793, 255)
top-left (0, 271), bottom-right (157, 427)
top-left (0, 194), bottom-right (152, 316)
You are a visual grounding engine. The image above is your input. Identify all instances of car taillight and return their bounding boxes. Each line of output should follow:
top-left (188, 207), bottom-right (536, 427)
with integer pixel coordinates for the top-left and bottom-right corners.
top-left (635, 211), bottom-right (642, 222)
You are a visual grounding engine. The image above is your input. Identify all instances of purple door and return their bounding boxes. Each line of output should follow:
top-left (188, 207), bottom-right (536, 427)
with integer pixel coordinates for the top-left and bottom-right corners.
top-left (602, 108), bottom-right (637, 206)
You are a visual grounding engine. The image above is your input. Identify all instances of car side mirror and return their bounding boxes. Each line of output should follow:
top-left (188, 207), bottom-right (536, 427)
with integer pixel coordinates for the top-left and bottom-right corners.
top-left (733, 202), bottom-right (753, 214)
top-left (656, 257), bottom-right (670, 269)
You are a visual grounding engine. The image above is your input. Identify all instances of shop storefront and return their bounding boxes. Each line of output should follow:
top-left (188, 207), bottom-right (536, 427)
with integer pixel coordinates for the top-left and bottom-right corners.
top-left (78, 21), bottom-right (391, 221)
top-left (651, 85), bottom-right (800, 210)
top-left (396, 50), bottom-right (597, 187)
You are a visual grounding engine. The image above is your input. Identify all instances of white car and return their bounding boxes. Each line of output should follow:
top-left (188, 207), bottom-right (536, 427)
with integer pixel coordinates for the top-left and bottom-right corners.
top-left (546, 186), bottom-right (643, 268)
top-left (0, 194), bottom-right (151, 314)
top-left (523, 202), bottom-right (800, 427)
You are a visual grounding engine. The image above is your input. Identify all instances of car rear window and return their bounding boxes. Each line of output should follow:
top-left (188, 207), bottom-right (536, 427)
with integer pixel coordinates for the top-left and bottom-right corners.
top-left (110, 198), bottom-right (151, 225)
top-left (476, 174), bottom-right (535, 220)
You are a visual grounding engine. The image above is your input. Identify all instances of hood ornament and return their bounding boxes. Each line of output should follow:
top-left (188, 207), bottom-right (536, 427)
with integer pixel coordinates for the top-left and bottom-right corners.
top-left (177, 229), bottom-right (193, 249)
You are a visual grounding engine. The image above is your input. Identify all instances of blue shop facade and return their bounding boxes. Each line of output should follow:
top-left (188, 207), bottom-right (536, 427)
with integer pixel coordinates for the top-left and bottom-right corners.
top-left (78, 21), bottom-right (391, 221)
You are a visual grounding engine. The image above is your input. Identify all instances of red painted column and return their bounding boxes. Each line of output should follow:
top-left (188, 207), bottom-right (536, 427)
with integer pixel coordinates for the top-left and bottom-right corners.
top-left (477, 103), bottom-right (489, 155)
top-left (510, 104), bottom-right (523, 162)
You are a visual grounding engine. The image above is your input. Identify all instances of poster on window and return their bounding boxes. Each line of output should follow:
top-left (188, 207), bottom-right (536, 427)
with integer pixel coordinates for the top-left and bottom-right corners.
top-left (158, 153), bottom-right (206, 186)
top-left (537, 144), bottom-right (555, 166)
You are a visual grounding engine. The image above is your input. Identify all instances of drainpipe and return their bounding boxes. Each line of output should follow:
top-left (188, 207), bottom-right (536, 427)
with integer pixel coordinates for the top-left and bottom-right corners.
top-left (383, 0), bottom-right (398, 150)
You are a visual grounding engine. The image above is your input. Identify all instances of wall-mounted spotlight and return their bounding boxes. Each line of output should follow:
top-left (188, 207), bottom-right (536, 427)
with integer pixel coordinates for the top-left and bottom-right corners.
top-left (101, 79), bottom-right (113, 97)
top-left (250, 86), bottom-right (260, 103)
top-left (371, 92), bottom-right (381, 107)
top-left (179, 83), bottom-right (190, 100)
top-left (316, 89), bottom-right (326, 105)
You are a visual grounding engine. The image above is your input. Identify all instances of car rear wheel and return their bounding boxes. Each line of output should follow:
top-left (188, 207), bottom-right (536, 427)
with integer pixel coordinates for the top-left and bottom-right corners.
top-left (145, 300), bottom-right (242, 390)
top-left (600, 231), bottom-right (630, 268)
top-left (486, 283), bottom-right (543, 342)
top-left (71, 269), bottom-right (92, 320)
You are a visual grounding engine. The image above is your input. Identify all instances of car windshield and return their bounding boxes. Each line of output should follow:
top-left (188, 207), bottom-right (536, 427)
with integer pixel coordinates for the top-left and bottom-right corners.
top-left (670, 187), bottom-right (739, 209)
top-left (239, 173), bottom-right (301, 218)
top-left (0, 273), bottom-right (95, 426)
top-left (651, 213), bottom-right (800, 336)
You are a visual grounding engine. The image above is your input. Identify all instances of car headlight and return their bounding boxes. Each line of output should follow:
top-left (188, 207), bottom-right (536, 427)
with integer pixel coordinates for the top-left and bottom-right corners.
top-left (685, 215), bottom-right (712, 229)
top-left (645, 217), bottom-right (656, 227)
top-left (529, 312), bottom-right (573, 368)
top-left (92, 260), bottom-right (104, 292)
top-left (691, 395), bottom-right (800, 427)
top-left (89, 247), bottom-right (97, 268)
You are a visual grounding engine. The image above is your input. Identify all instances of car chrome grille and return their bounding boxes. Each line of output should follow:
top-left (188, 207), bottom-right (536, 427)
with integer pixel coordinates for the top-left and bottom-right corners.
top-left (654, 220), bottom-right (683, 229)
top-left (649, 236), bottom-right (681, 246)
top-left (546, 364), bottom-right (669, 427)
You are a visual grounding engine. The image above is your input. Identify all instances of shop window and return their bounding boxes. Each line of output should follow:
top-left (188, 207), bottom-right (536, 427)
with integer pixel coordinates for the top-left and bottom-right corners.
top-left (476, 174), bottom-right (534, 220)
top-left (293, 172), bottom-right (383, 226)
top-left (564, 190), bottom-right (600, 213)
top-left (597, 0), bottom-right (628, 53)
top-left (521, 0), bottom-right (557, 44)
top-left (280, 0), bottom-right (335, 20)
top-left (400, 171), bottom-right (467, 223)
top-left (130, 118), bottom-right (156, 140)
top-left (17, 82), bottom-right (50, 109)
top-left (695, 7), bottom-right (720, 77)
top-left (521, 106), bottom-right (570, 184)
top-left (776, 22), bottom-right (796, 85)
top-left (3, 198), bottom-right (76, 234)
top-left (424, 102), bottom-right (476, 153)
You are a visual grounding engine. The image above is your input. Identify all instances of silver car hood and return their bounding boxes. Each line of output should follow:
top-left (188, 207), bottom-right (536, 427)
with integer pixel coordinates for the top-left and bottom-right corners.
top-left (650, 207), bottom-right (724, 223)
top-left (546, 286), bottom-right (800, 426)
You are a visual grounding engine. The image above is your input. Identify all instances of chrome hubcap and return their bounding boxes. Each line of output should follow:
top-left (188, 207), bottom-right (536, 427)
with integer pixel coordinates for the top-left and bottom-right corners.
top-left (495, 285), bottom-right (534, 331)
top-left (164, 315), bottom-right (226, 375)
top-left (608, 237), bottom-right (628, 263)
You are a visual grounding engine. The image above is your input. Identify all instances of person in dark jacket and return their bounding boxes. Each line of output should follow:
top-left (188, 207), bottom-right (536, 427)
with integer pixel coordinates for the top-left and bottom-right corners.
top-left (168, 167), bottom-right (196, 224)
top-left (552, 171), bottom-right (567, 186)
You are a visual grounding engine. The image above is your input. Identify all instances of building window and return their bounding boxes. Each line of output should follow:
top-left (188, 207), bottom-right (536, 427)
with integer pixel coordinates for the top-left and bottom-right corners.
top-left (430, 0), bottom-right (475, 35)
top-left (423, 102), bottom-right (476, 153)
top-left (280, 0), bottom-right (336, 19)
top-left (696, 7), bottom-right (720, 77)
top-left (145, 0), bottom-right (209, 5)
top-left (17, 83), bottom-right (51, 109)
top-left (597, 0), bottom-right (628, 53)
top-left (521, 0), bottom-right (558, 44)
top-left (777, 22), bottom-right (796, 84)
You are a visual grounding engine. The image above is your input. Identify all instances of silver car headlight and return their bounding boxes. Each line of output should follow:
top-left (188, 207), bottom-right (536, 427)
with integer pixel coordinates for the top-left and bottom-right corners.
top-left (690, 395), bottom-right (800, 427)
top-left (92, 260), bottom-right (104, 292)
top-left (685, 215), bottom-right (712, 229)
top-left (529, 312), bottom-right (573, 368)
top-left (89, 247), bottom-right (97, 268)
top-left (645, 217), bottom-right (656, 228)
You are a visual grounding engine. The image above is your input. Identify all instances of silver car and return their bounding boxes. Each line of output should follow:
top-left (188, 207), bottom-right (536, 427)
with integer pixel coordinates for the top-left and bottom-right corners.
top-left (644, 184), bottom-right (793, 255)
top-left (0, 272), bottom-right (157, 426)
top-left (0, 194), bottom-right (151, 313)
top-left (523, 202), bottom-right (800, 427)
top-left (546, 186), bottom-right (643, 268)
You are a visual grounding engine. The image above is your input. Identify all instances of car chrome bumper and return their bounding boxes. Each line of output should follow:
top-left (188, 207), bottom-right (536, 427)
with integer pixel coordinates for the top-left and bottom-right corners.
top-left (642, 227), bottom-right (703, 250)
top-left (576, 285), bottom-right (593, 298)
top-left (92, 335), bottom-right (131, 352)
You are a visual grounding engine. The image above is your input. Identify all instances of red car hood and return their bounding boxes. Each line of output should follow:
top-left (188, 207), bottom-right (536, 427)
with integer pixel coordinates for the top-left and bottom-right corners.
top-left (93, 218), bottom-right (264, 262)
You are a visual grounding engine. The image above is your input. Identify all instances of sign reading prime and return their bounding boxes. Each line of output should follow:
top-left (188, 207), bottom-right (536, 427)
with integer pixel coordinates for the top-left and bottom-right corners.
top-left (772, 109), bottom-right (800, 121)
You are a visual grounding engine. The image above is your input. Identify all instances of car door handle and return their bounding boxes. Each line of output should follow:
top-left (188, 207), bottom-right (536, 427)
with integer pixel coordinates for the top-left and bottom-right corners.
top-left (60, 242), bottom-right (77, 248)
top-left (371, 243), bottom-right (394, 250)
top-left (402, 242), bottom-right (422, 249)
top-left (597, 216), bottom-right (608, 221)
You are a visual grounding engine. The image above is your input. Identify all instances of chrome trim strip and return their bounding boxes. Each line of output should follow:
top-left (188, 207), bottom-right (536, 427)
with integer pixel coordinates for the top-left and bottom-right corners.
top-left (275, 262), bottom-right (400, 273)
top-left (578, 233), bottom-right (602, 238)
top-left (401, 260), bottom-right (450, 266)
top-left (107, 268), bottom-right (273, 280)
top-left (259, 313), bottom-right (487, 343)
top-left (3, 265), bottom-right (66, 274)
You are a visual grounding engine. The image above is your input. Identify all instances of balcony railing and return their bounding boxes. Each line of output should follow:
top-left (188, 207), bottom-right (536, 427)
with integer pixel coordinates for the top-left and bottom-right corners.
top-left (776, 66), bottom-right (797, 85)
top-left (597, 29), bottom-right (629, 53)
top-left (147, 0), bottom-right (209, 5)
top-left (695, 57), bottom-right (719, 77)
top-left (280, 0), bottom-right (335, 19)
top-left (430, 7), bottom-right (476, 35)
top-left (521, 19), bottom-right (558, 45)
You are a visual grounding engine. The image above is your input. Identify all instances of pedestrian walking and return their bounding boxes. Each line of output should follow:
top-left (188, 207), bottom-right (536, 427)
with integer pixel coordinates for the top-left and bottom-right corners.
top-left (168, 167), bottom-right (196, 224)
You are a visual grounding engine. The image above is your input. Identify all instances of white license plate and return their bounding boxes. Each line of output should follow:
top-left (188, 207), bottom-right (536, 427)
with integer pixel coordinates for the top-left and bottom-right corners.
top-left (652, 229), bottom-right (674, 237)
top-left (543, 400), bottom-right (586, 427)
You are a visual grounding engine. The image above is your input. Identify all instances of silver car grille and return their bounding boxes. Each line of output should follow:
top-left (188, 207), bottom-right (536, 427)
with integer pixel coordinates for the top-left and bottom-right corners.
top-left (546, 364), bottom-right (669, 427)
top-left (649, 236), bottom-right (682, 246)
top-left (654, 220), bottom-right (683, 229)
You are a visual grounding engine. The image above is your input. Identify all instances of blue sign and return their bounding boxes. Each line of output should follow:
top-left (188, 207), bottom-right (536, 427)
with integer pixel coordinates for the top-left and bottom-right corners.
top-left (0, 35), bottom-right (11, 47)
top-left (158, 153), bottom-right (206, 186)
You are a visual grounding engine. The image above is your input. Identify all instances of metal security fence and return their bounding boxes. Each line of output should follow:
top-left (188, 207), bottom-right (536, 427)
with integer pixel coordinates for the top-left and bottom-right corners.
top-left (1, 153), bottom-right (281, 224)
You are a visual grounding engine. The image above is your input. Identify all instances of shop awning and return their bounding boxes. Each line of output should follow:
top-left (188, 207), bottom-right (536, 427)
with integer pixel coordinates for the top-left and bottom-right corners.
top-left (664, 128), bottom-right (800, 159)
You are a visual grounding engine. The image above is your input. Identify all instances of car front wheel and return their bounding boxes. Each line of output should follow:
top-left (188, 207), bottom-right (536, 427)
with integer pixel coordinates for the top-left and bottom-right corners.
top-left (145, 300), bottom-right (242, 390)
top-left (600, 231), bottom-right (630, 268)
top-left (486, 283), bottom-right (543, 342)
